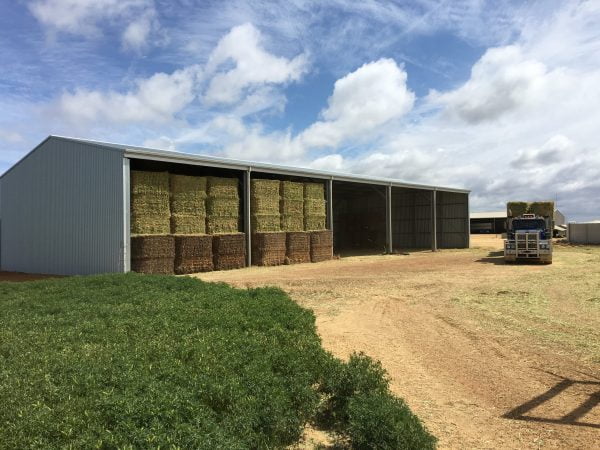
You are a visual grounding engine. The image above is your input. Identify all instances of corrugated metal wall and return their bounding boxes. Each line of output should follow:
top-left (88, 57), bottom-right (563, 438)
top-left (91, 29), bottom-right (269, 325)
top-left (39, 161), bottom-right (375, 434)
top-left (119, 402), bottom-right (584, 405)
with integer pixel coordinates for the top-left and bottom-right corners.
top-left (0, 138), bottom-right (125, 275)
top-left (436, 191), bottom-right (469, 248)
top-left (392, 188), bottom-right (433, 249)
top-left (568, 223), bottom-right (600, 244)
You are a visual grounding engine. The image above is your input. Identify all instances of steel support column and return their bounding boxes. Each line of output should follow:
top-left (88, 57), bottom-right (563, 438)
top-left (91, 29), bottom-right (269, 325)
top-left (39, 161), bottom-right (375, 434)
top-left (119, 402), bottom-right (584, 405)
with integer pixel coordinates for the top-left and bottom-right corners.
top-left (327, 178), bottom-right (334, 231)
top-left (386, 184), bottom-right (393, 254)
top-left (432, 190), bottom-right (438, 252)
top-left (467, 192), bottom-right (471, 248)
top-left (122, 157), bottom-right (131, 272)
top-left (244, 169), bottom-right (252, 267)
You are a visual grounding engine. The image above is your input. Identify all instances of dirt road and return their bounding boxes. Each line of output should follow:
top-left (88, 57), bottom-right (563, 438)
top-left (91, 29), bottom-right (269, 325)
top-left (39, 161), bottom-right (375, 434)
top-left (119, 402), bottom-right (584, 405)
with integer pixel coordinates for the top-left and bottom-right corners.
top-left (197, 236), bottom-right (600, 449)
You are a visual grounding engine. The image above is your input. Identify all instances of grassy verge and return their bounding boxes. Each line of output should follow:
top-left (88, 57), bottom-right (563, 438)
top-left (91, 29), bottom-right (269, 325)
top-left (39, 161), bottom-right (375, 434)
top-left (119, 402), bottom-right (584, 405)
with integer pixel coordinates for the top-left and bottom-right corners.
top-left (0, 273), bottom-right (435, 448)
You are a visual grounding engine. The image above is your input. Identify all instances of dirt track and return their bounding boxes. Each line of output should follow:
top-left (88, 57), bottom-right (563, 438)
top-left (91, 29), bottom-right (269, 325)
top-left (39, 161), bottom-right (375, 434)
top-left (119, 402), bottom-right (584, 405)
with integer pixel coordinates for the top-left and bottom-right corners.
top-left (198, 236), bottom-right (600, 449)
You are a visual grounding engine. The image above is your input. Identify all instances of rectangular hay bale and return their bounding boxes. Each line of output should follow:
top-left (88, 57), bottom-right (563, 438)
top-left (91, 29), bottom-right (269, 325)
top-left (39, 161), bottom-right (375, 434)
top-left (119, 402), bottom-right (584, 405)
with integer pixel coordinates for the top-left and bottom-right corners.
top-left (304, 199), bottom-right (326, 216)
top-left (207, 197), bottom-right (240, 216)
top-left (251, 196), bottom-right (280, 215)
top-left (252, 214), bottom-right (281, 232)
top-left (170, 214), bottom-right (206, 235)
top-left (213, 233), bottom-right (246, 270)
top-left (310, 230), bottom-right (333, 263)
top-left (280, 199), bottom-right (303, 215)
top-left (131, 171), bottom-right (170, 195)
top-left (174, 235), bottom-right (213, 274)
top-left (207, 176), bottom-right (239, 199)
top-left (207, 217), bottom-right (239, 234)
top-left (286, 232), bottom-right (310, 264)
top-left (251, 179), bottom-right (280, 197)
top-left (252, 232), bottom-right (286, 266)
top-left (281, 181), bottom-right (304, 200)
top-left (131, 235), bottom-right (175, 274)
top-left (170, 174), bottom-right (207, 215)
top-left (281, 214), bottom-right (304, 232)
top-left (131, 214), bottom-right (171, 235)
top-left (304, 215), bottom-right (327, 231)
top-left (304, 182), bottom-right (325, 199)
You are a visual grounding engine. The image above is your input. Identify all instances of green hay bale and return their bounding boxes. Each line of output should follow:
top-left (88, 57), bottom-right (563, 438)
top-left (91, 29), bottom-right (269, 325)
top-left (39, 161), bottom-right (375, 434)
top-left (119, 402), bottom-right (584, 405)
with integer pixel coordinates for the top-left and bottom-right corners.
top-left (529, 201), bottom-right (554, 217)
top-left (131, 171), bottom-right (170, 195)
top-left (304, 215), bottom-right (326, 231)
top-left (170, 174), bottom-right (207, 215)
top-left (304, 199), bottom-right (326, 216)
top-left (170, 214), bottom-right (206, 234)
top-left (207, 198), bottom-right (240, 216)
top-left (280, 199), bottom-right (303, 216)
top-left (281, 181), bottom-right (304, 200)
top-left (207, 217), bottom-right (239, 234)
top-left (131, 192), bottom-right (170, 215)
top-left (252, 214), bottom-right (281, 233)
top-left (251, 179), bottom-right (280, 197)
top-left (281, 215), bottom-right (304, 232)
top-left (507, 202), bottom-right (529, 217)
top-left (207, 177), bottom-right (239, 199)
top-left (304, 182), bottom-right (325, 199)
top-left (251, 196), bottom-right (280, 215)
top-left (131, 214), bottom-right (171, 234)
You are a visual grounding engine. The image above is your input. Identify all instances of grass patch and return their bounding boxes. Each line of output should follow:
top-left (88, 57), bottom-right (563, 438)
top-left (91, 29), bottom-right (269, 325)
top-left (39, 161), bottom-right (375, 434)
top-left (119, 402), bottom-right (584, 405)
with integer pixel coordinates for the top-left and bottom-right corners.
top-left (0, 274), bottom-right (434, 448)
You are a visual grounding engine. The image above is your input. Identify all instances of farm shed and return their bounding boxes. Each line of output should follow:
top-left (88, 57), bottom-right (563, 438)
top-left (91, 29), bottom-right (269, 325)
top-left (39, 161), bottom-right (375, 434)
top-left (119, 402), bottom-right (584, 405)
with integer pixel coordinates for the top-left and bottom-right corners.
top-left (568, 223), bottom-right (600, 244)
top-left (470, 208), bottom-right (567, 235)
top-left (0, 136), bottom-right (470, 275)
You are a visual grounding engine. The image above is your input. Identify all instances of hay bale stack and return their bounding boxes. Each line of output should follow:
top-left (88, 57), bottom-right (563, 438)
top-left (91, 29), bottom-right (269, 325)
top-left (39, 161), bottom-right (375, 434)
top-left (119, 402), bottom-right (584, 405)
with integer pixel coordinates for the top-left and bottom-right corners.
top-left (213, 233), bottom-right (246, 270)
top-left (174, 235), bottom-right (213, 274)
top-left (507, 201), bottom-right (529, 217)
top-left (310, 230), bottom-right (333, 263)
top-left (131, 235), bottom-right (174, 274)
top-left (286, 232), bottom-right (310, 264)
top-left (170, 174), bottom-right (207, 234)
top-left (252, 232), bottom-right (287, 266)
top-left (507, 201), bottom-right (555, 217)
top-left (280, 181), bottom-right (304, 232)
top-left (251, 179), bottom-right (281, 232)
top-left (130, 171), bottom-right (170, 234)
top-left (304, 182), bottom-right (327, 231)
top-left (206, 177), bottom-right (240, 234)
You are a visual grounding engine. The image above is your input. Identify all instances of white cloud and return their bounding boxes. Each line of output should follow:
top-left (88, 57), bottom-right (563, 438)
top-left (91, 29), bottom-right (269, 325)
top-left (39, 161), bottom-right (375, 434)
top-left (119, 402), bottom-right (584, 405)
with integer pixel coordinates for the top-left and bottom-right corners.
top-left (510, 135), bottom-right (573, 168)
top-left (300, 58), bottom-right (415, 148)
top-left (310, 154), bottom-right (344, 171)
top-left (58, 66), bottom-right (200, 124)
top-left (28, 0), bottom-right (160, 50)
top-left (0, 130), bottom-right (24, 144)
top-left (203, 23), bottom-right (308, 106)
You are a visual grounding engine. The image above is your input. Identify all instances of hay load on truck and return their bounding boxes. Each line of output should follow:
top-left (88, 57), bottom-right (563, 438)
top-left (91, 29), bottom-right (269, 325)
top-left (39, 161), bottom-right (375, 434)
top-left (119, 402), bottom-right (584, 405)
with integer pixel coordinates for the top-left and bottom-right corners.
top-left (504, 201), bottom-right (553, 264)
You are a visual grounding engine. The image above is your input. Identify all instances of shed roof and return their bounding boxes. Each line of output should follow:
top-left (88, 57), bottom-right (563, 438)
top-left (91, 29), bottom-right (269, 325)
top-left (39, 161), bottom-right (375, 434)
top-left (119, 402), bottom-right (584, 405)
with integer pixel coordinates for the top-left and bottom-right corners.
top-left (470, 211), bottom-right (506, 219)
top-left (1, 135), bottom-right (469, 194)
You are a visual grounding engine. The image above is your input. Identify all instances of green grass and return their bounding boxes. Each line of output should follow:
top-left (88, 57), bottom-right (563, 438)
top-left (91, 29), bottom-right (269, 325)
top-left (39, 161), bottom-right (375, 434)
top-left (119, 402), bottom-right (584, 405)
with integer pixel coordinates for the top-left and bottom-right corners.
top-left (0, 274), bottom-right (435, 449)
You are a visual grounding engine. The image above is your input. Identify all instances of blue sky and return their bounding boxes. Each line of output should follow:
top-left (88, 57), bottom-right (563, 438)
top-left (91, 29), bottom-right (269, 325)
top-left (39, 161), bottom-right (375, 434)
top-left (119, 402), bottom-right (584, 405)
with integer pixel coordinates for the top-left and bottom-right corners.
top-left (1, 0), bottom-right (600, 221)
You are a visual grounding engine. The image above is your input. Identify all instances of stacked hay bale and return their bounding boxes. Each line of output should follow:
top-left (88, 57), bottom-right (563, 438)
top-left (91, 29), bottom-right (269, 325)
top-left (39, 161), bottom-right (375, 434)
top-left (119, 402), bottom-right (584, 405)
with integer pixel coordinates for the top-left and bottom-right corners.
top-left (170, 174), bottom-right (207, 234)
top-left (251, 179), bottom-right (281, 232)
top-left (252, 232), bottom-right (287, 266)
top-left (286, 232), bottom-right (310, 264)
top-left (130, 171), bottom-right (170, 234)
top-left (310, 230), bottom-right (333, 263)
top-left (213, 234), bottom-right (246, 270)
top-left (507, 201), bottom-right (529, 217)
top-left (507, 201), bottom-right (554, 217)
top-left (304, 182), bottom-right (327, 231)
top-left (206, 177), bottom-right (240, 234)
top-left (280, 181), bottom-right (304, 232)
top-left (173, 235), bottom-right (213, 274)
top-left (131, 235), bottom-right (174, 274)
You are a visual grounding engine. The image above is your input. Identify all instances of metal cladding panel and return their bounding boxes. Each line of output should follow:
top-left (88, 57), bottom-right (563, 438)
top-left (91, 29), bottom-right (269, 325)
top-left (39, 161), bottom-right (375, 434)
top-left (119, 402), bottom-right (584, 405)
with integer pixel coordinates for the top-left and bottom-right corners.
top-left (0, 138), bottom-right (124, 275)
top-left (568, 223), bottom-right (600, 244)
top-left (436, 192), bottom-right (469, 249)
top-left (391, 187), bottom-right (433, 249)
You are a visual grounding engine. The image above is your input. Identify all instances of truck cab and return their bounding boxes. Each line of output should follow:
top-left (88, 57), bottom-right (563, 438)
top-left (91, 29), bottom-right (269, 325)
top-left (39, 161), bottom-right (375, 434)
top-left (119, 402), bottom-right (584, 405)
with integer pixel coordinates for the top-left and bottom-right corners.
top-left (504, 213), bottom-right (553, 264)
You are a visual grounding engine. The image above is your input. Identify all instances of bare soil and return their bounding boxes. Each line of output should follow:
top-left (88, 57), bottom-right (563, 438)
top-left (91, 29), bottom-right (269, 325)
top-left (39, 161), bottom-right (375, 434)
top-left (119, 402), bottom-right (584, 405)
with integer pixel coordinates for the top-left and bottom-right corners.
top-left (197, 235), bottom-right (600, 449)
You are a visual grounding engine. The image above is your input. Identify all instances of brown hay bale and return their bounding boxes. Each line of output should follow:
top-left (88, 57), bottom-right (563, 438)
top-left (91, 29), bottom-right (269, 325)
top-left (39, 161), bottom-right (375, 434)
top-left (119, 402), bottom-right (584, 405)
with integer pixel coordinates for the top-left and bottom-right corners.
top-left (131, 235), bottom-right (175, 274)
top-left (251, 179), bottom-right (280, 197)
top-left (206, 217), bottom-right (239, 234)
top-left (174, 235), bottom-right (213, 274)
top-left (280, 199), bottom-right (303, 215)
top-left (281, 181), bottom-right (304, 200)
top-left (286, 232), bottom-right (310, 264)
top-left (304, 199), bottom-right (326, 216)
top-left (252, 214), bottom-right (281, 232)
top-left (251, 196), bottom-right (280, 215)
top-left (207, 177), bottom-right (239, 199)
top-left (310, 230), bottom-right (333, 263)
top-left (304, 182), bottom-right (325, 199)
top-left (213, 233), bottom-right (246, 270)
top-left (207, 197), bottom-right (240, 216)
top-left (170, 214), bottom-right (206, 234)
top-left (131, 214), bottom-right (171, 234)
top-left (304, 215), bottom-right (326, 231)
top-left (252, 232), bottom-right (286, 266)
top-left (281, 214), bottom-right (304, 232)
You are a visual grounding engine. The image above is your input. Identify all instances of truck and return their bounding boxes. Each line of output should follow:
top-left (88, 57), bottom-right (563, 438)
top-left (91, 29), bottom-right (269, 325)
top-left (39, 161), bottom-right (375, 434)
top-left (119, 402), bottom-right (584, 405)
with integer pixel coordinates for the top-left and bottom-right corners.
top-left (504, 201), bottom-right (554, 264)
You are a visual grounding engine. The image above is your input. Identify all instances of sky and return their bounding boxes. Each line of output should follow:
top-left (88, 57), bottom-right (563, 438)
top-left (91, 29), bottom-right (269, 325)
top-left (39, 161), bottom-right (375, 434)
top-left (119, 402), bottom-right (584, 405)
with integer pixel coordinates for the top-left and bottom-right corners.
top-left (1, 0), bottom-right (600, 221)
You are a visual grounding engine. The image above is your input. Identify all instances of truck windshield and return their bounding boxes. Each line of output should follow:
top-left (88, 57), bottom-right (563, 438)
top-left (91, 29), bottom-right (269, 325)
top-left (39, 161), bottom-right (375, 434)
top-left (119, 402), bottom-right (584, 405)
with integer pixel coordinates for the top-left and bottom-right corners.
top-left (512, 219), bottom-right (546, 231)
